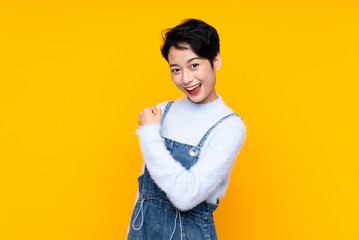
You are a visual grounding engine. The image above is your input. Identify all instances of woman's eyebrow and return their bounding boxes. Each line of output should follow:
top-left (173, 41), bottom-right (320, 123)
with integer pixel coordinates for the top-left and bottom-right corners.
top-left (187, 57), bottom-right (201, 63)
top-left (169, 57), bottom-right (202, 67)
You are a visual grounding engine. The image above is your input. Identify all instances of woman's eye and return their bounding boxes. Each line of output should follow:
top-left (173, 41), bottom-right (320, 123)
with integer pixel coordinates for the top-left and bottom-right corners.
top-left (191, 63), bottom-right (199, 68)
top-left (171, 68), bottom-right (180, 73)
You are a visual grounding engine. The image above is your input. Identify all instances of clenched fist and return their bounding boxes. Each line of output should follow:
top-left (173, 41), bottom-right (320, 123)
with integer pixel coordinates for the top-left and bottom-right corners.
top-left (138, 106), bottom-right (162, 126)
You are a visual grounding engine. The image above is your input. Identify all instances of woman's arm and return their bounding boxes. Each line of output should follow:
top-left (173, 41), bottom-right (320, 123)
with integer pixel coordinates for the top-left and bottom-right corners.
top-left (136, 117), bottom-right (247, 211)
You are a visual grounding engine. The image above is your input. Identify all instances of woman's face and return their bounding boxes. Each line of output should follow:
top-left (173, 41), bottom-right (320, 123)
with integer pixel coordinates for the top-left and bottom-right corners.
top-left (168, 43), bottom-right (221, 104)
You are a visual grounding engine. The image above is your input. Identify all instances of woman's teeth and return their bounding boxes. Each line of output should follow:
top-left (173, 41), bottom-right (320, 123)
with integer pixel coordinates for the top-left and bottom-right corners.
top-left (185, 83), bottom-right (201, 91)
top-left (185, 83), bottom-right (201, 95)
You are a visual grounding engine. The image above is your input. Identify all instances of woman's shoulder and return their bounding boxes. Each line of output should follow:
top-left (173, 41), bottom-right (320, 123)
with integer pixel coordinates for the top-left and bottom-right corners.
top-left (155, 100), bottom-right (170, 112)
top-left (221, 113), bottom-right (246, 133)
top-left (208, 112), bottom-right (247, 145)
top-left (218, 97), bottom-right (247, 132)
top-left (155, 96), bottom-right (184, 112)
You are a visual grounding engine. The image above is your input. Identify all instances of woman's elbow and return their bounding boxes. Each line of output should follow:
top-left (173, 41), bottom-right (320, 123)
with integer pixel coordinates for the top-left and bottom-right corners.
top-left (169, 191), bottom-right (203, 211)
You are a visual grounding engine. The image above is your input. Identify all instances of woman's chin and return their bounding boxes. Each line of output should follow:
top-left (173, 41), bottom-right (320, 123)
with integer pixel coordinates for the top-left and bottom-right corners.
top-left (187, 95), bottom-right (206, 104)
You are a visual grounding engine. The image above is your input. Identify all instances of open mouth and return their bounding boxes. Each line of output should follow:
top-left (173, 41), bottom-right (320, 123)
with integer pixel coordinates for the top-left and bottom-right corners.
top-left (184, 83), bottom-right (201, 95)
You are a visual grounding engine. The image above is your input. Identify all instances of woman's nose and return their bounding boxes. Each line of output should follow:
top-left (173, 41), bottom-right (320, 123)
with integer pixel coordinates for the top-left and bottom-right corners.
top-left (182, 69), bottom-right (193, 85)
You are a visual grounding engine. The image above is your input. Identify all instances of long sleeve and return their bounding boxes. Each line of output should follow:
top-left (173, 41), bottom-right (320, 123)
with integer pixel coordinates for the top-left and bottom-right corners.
top-left (136, 118), bottom-right (246, 211)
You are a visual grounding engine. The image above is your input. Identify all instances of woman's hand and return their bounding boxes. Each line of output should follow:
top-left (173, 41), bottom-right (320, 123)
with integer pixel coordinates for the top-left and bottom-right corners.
top-left (138, 107), bottom-right (162, 126)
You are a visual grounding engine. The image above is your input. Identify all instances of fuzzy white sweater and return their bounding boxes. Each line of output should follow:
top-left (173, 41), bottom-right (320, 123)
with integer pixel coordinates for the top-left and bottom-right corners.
top-left (134, 94), bottom-right (247, 211)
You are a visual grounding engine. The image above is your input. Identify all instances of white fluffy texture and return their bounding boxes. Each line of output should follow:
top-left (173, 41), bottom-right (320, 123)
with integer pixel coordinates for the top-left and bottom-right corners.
top-left (134, 94), bottom-right (247, 211)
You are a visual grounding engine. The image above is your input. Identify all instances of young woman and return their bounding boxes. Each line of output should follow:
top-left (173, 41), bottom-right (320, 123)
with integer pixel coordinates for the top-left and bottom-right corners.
top-left (127, 19), bottom-right (247, 240)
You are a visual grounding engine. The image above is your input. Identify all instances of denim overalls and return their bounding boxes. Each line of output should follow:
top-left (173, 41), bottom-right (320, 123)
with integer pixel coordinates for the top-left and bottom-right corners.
top-left (128, 101), bottom-right (239, 240)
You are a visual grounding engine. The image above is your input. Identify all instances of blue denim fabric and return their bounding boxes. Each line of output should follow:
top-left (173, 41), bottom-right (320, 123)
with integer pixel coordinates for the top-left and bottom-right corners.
top-left (128, 101), bottom-right (239, 240)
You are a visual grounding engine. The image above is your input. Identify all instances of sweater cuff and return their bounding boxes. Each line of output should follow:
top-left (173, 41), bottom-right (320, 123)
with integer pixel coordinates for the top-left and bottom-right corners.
top-left (136, 124), bottom-right (162, 143)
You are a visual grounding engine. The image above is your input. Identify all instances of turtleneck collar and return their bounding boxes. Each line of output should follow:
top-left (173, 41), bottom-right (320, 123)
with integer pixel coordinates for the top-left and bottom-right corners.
top-left (182, 94), bottom-right (223, 111)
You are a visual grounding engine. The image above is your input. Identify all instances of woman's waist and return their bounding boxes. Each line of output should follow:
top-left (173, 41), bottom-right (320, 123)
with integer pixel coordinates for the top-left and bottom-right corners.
top-left (139, 190), bottom-right (219, 217)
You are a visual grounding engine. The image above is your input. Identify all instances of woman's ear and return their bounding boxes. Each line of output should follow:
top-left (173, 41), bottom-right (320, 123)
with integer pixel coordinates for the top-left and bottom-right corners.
top-left (213, 52), bottom-right (222, 71)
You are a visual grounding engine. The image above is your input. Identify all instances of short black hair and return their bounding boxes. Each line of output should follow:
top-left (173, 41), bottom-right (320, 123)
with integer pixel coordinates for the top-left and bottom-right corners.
top-left (161, 19), bottom-right (220, 68)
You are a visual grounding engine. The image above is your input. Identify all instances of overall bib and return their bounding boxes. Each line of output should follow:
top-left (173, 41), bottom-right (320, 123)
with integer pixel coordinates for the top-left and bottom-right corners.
top-left (128, 101), bottom-right (239, 240)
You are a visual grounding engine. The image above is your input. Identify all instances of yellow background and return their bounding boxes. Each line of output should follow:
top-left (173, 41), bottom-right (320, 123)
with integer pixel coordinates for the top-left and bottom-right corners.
top-left (1, 0), bottom-right (358, 239)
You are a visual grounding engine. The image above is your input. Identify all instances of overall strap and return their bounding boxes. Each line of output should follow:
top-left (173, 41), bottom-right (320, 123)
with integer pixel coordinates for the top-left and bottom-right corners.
top-left (160, 101), bottom-right (174, 126)
top-left (188, 113), bottom-right (240, 157)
